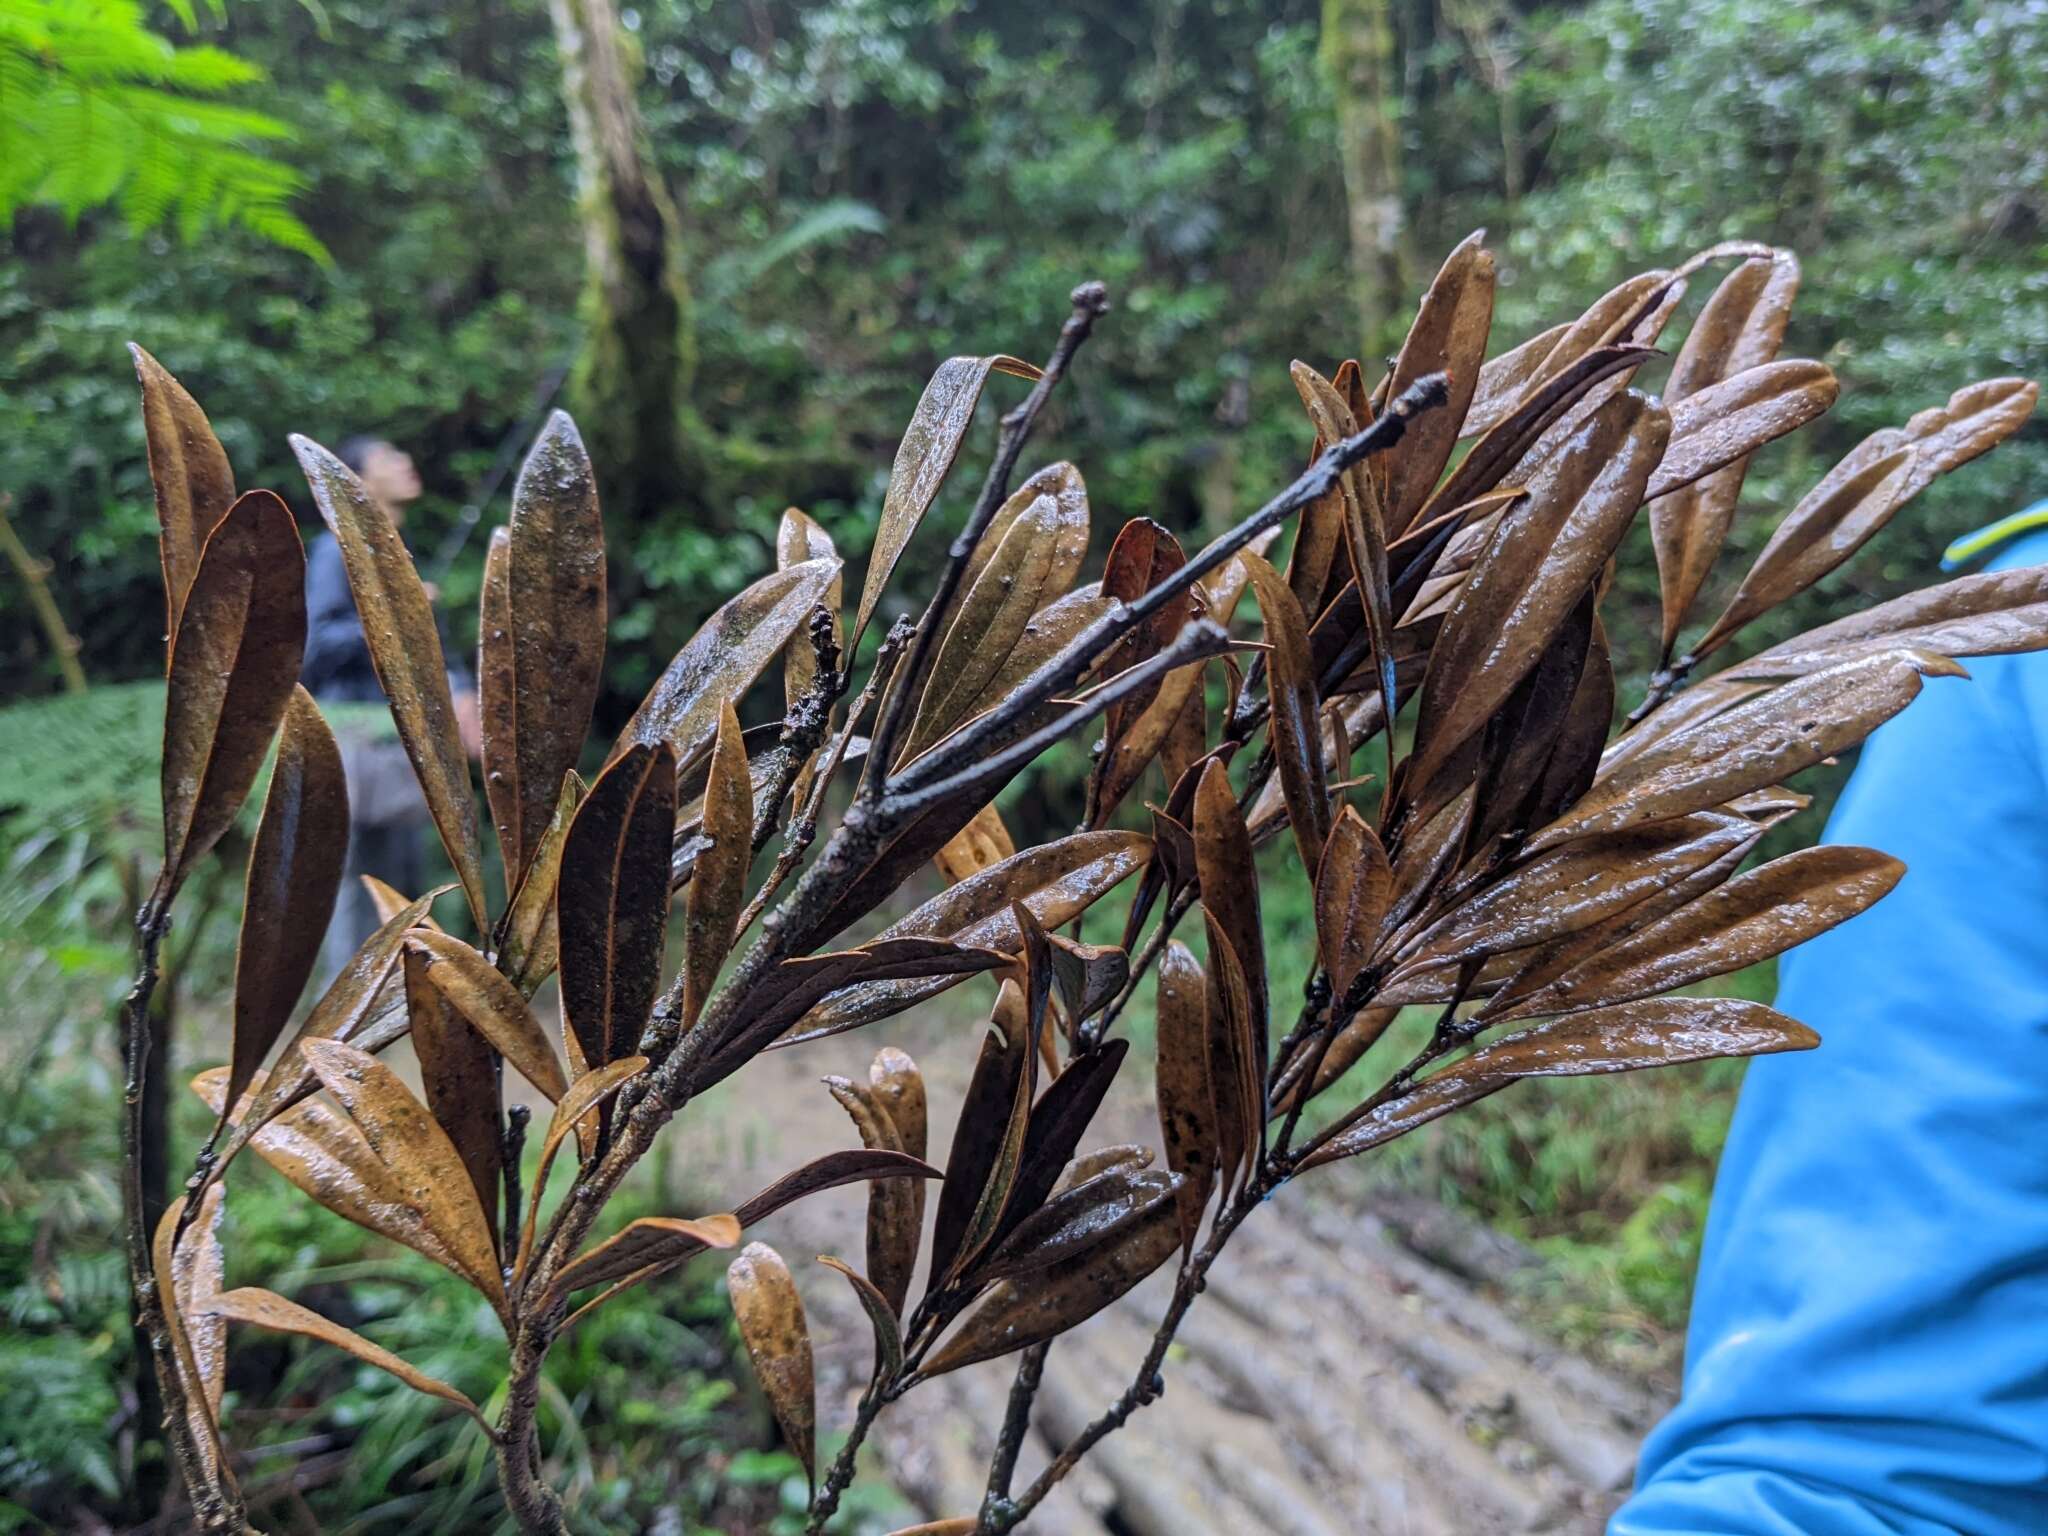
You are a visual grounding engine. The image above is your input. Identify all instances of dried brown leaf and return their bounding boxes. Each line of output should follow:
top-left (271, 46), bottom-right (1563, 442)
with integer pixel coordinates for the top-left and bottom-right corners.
top-left (559, 743), bottom-right (676, 1069)
top-left (158, 490), bottom-right (307, 911)
top-left (853, 353), bottom-right (1042, 648)
top-left (226, 686), bottom-right (347, 1115)
top-left (727, 1242), bottom-right (817, 1485)
top-left (293, 437), bottom-right (487, 927)
top-left (130, 344), bottom-right (236, 635)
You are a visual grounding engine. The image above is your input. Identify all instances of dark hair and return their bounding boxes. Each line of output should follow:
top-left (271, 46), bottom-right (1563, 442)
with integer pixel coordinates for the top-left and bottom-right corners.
top-left (336, 435), bottom-right (391, 476)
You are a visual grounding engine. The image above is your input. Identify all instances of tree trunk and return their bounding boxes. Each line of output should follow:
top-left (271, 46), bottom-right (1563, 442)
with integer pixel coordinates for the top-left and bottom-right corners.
top-left (1321, 0), bottom-right (1406, 355)
top-left (547, 0), bottom-right (695, 536)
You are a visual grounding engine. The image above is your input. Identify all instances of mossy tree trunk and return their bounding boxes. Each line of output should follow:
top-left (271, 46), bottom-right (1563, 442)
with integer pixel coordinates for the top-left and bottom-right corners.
top-left (1321, 0), bottom-right (1406, 354)
top-left (548, 0), bottom-right (696, 538)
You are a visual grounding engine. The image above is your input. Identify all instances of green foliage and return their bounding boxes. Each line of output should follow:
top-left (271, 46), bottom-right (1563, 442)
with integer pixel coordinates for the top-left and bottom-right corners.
top-left (0, 0), bottom-right (324, 260)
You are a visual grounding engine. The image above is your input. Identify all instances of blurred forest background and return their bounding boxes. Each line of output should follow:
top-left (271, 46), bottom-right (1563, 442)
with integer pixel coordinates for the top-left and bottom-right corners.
top-left (3, 0), bottom-right (2045, 1530)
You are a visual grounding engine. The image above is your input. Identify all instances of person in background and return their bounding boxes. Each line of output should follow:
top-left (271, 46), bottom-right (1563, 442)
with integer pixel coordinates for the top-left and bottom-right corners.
top-left (301, 436), bottom-right (481, 973)
top-left (1613, 503), bottom-right (2048, 1536)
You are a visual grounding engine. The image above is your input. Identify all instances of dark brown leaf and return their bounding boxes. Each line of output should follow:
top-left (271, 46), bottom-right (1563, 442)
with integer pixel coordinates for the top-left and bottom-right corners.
top-left (226, 686), bottom-right (347, 1116)
top-left (1291, 361), bottom-right (1397, 730)
top-left (1461, 322), bottom-right (1570, 439)
top-left (612, 557), bottom-right (843, 768)
top-left (1720, 565), bottom-right (2048, 678)
top-left (918, 1196), bottom-right (1179, 1377)
top-left (130, 344), bottom-right (236, 635)
top-left (781, 832), bottom-right (1151, 1044)
top-left (551, 1213), bottom-right (740, 1296)
top-left (405, 930), bottom-right (568, 1100)
top-left (727, 1242), bottom-right (817, 1485)
top-left (1384, 231), bottom-right (1496, 534)
top-left (1388, 813), bottom-right (1756, 988)
top-left (1406, 391), bottom-right (1669, 798)
top-left (1299, 998), bottom-right (1819, 1169)
top-left (992, 1037), bottom-right (1130, 1260)
top-left (1649, 253), bottom-right (1800, 651)
top-left (929, 980), bottom-right (1036, 1289)
top-left (979, 1166), bottom-right (1180, 1285)
top-left (903, 463), bottom-right (1089, 763)
top-left (1646, 359), bottom-right (1836, 505)
top-left (853, 353), bottom-right (1042, 647)
top-left (1201, 910), bottom-right (1263, 1197)
top-left (404, 946), bottom-right (502, 1250)
top-left (559, 743), bottom-right (676, 1069)
top-left (1693, 447), bottom-right (1916, 657)
top-left (495, 770), bottom-right (585, 993)
top-left (683, 702), bottom-right (751, 1031)
top-left (1415, 345), bottom-right (1658, 531)
top-left (1242, 551), bottom-right (1330, 871)
top-left (1089, 517), bottom-right (1190, 813)
top-left (489, 411), bottom-right (607, 886)
top-left (293, 436), bottom-right (488, 927)
top-left (1315, 805), bottom-right (1392, 1000)
top-left (1498, 846), bottom-right (1903, 1021)
top-left (1193, 759), bottom-right (1267, 1088)
top-left (1153, 939), bottom-right (1216, 1258)
top-left (1529, 650), bottom-right (1951, 853)
top-left (158, 490), bottom-right (307, 911)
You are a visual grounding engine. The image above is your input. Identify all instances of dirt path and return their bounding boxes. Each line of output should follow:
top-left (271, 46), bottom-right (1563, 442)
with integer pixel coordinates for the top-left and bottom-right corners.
top-left (667, 1008), bottom-right (1668, 1535)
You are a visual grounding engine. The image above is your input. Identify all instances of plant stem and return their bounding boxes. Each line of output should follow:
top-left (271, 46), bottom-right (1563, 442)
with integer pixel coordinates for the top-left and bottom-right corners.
top-left (121, 898), bottom-right (241, 1532)
top-left (977, 1182), bottom-right (1264, 1534)
top-left (981, 1342), bottom-right (1050, 1512)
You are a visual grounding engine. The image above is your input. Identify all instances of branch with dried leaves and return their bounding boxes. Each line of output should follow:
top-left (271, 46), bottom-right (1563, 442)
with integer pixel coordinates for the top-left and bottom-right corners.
top-left (112, 233), bottom-right (2047, 1536)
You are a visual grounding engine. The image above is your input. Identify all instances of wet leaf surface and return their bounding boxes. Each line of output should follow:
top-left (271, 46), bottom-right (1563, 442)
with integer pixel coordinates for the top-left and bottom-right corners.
top-left (131, 344), bottom-right (236, 635)
top-left (684, 703), bottom-right (751, 1030)
top-left (492, 412), bottom-right (607, 885)
top-left (613, 557), bottom-right (843, 768)
top-left (919, 1195), bottom-right (1179, 1377)
top-left (301, 1038), bottom-right (506, 1307)
top-left (1649, 253), bottom-right (1800, 650)
top-left (1384, 231), bottom-right (1496, 534)
top-left (1315, 805), bottom-right (1393, 1000)
top-left (404, 946), bottom-right (503, 1249)
top-left (294, 436), bottom-right (488, 927)
top-left (1532, 650), bottom-right (1948, 852)
top-left (782, 832), bottom-right (1151, 1045)
top-left (905, 463), bottom-right (1089, 763)
top-left (406, 930), bottom-right (567, 1099)
top-left (158, 490), bottom-right (306, 910)
top-left (854, 353), bottom-right (1041, 647)
top-left (558, 743), bottom-right (676, 1069)
top-left (1300, 997), bottom-right (1819, 1169)
top-left (727, 1242), bottom-right (817, 1485)
top-left (226, 686), bottom-right (347, 1115)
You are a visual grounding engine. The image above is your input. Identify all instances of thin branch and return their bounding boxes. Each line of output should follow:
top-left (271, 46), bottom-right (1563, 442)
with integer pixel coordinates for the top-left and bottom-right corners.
top-left (121, 899), bottom-right (241, 1532)
top-left (889, 371), bottom-right (1453, 801)
top-left (982, 1342), bottom-right (1050, 1511)
top-left (867, 281), bottom-right (1113, 787)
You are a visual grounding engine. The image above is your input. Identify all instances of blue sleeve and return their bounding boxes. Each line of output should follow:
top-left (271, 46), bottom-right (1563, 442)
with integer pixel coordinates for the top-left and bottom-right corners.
top-left (1615, 532), bottom-right (2048, 1536)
